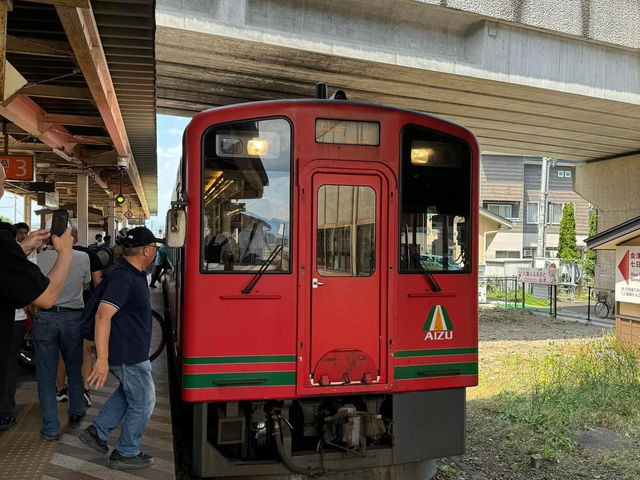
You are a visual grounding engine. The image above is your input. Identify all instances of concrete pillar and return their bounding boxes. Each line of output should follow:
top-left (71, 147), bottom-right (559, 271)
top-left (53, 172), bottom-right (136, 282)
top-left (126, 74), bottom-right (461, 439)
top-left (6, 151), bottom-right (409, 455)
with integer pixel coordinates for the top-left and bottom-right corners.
top-left (23, 195), bottom-right (31, 227)
top-left (575, 154), bottom-right (640, 290)
top-left (76, 173), bottom-right (89, 246)
top-left (107, 195), bottom-right (116, 245)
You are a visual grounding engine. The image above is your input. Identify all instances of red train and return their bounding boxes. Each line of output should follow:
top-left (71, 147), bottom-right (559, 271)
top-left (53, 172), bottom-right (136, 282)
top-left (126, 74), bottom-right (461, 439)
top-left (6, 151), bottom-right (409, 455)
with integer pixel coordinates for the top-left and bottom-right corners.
top-left (164, 91), bottom-right (479, 478)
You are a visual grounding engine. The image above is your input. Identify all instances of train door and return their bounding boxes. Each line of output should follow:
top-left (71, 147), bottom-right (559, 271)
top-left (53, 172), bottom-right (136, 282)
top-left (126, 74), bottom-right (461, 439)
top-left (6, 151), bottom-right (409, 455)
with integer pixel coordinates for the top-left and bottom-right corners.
top-left (305, 171), bottom-right (387, 388)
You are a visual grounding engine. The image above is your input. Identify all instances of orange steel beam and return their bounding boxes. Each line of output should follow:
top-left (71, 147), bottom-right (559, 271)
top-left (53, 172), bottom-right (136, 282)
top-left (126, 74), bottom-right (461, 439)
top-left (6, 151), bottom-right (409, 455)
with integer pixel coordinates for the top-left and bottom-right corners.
top-left (56, 3), bottom-right (150, 218)
top-left (0, 95), bottom-right (79, 163)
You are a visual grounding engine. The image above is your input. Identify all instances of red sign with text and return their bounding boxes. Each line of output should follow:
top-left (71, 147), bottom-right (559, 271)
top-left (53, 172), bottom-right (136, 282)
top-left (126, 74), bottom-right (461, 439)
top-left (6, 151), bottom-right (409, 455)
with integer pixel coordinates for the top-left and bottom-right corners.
top-left (0, 155), bottom-right (34, 181)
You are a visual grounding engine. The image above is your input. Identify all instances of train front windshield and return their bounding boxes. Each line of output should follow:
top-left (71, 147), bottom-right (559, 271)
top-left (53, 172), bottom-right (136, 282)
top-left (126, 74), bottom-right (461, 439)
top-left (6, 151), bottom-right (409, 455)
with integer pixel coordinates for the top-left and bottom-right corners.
top-left (201, 118), bottom-right (292, 272)
top-left (399, 124), bottom-right (472, 273)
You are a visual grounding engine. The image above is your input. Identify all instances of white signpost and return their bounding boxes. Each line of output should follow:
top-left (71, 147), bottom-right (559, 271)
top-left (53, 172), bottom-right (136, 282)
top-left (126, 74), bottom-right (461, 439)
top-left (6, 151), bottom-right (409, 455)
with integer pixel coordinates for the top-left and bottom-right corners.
top-left (517, 265), bottom-right (558, 286)
top-left (616, 247), bottom-right (640, 305)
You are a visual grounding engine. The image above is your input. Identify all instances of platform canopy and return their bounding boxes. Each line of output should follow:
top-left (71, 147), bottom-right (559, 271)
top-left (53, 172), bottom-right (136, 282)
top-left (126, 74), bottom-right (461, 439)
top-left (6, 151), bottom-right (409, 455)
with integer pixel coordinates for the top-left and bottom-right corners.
top-left (0, 0), bottom-right (156, 220)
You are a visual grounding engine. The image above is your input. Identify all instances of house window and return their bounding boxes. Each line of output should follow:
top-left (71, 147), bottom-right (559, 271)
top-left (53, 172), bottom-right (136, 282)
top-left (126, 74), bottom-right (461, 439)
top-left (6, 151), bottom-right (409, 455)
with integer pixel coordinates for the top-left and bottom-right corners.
top-left (547, 203), bottom-right (563, 224)
top-left (526, 202), bottom-right (538, 224)
top-left (546, 247), bottom-right (558, 258)
top-left (487, 203), bottom-right (518, 221)
top-left (557, 170), bottom-right (564, 178)
top-left (564, 170), bottom-right (571, 178)
top-left (523, 247), bottom-right (536, 259)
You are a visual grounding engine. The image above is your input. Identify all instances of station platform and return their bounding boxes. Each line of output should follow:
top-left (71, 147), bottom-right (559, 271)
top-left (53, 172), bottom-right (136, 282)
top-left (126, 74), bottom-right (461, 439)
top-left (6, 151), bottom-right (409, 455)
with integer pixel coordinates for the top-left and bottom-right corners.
top-left (0, 290), bottom-right (176, 480)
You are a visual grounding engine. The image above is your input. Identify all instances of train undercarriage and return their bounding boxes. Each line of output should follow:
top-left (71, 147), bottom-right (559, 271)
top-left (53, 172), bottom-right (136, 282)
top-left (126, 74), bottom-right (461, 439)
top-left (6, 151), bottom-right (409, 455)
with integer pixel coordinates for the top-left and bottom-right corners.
top-left (191, 389), bottom-right (465, 479)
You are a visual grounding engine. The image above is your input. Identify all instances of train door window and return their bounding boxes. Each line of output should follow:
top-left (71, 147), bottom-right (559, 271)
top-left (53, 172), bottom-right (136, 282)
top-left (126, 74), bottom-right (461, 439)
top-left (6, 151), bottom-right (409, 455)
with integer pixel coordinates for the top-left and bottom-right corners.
top-left (316, 185), bottom-right (376, 276)
top-left (201, 118), bottom-right (292, 273)
top-left (399, 124), bottom-right (471, 273)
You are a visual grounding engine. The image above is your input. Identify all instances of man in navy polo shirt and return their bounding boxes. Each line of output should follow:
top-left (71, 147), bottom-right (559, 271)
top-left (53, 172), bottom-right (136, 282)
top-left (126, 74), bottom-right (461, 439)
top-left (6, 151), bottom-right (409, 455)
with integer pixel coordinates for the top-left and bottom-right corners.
top-left (79, 227), bottom-right (161, 470)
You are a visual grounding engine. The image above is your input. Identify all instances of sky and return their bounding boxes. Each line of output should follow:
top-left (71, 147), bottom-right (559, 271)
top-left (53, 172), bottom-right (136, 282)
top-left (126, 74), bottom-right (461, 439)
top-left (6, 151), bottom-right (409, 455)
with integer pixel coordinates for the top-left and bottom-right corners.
top-left (0, 114), bottom-right (190, 233)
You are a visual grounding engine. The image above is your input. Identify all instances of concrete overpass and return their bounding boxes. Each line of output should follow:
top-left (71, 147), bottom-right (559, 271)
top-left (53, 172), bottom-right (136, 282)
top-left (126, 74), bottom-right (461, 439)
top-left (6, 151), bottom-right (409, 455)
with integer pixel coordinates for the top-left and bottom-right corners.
top-left (155, 0), bottom-right (640, 287)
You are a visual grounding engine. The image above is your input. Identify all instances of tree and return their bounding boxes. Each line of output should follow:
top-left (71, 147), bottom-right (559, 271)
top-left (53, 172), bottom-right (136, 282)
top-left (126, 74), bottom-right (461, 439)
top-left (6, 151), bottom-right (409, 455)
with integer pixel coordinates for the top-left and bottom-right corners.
top-left (0, 215), bottom-right (11, 223)
top-left (558, 203), bottom-right (579, 259)
top-left (582, 209), bottom-right (597, 277)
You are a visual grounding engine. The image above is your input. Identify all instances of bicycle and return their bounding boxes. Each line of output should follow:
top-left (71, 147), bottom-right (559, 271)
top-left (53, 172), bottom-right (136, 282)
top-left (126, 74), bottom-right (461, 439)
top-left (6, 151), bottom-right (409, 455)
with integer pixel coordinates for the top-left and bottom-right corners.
top-left (149, 309), bottom-right (167, 362)
top-left (594, 290), bottom-right (614, 319)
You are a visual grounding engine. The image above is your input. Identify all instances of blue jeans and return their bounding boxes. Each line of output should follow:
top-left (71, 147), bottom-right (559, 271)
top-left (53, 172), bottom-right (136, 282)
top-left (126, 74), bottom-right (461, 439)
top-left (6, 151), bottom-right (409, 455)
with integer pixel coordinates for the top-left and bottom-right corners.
top-left (94, 360), bottom-right (155, 456)
top-left (33, 310), bottom-right (86, 436)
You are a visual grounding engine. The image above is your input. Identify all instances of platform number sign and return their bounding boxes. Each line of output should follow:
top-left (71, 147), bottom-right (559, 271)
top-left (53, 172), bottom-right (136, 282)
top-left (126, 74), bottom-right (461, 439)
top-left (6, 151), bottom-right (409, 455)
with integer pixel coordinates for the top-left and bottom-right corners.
top-left (124, 210), bottom-right (133, 220)
top-left (1, 155), bottom-right (34, 181)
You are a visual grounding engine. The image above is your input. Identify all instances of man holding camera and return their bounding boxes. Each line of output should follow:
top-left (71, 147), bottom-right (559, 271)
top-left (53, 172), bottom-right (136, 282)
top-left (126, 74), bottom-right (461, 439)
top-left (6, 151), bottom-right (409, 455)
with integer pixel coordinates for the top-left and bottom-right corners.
top-left (0, 165), bottom-right (74, 432)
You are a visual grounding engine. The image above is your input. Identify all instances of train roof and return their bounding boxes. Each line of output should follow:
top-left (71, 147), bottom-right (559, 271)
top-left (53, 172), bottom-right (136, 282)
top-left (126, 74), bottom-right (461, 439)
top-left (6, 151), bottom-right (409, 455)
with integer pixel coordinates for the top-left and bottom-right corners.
top-left (187, 98), bottom-right (477, 143)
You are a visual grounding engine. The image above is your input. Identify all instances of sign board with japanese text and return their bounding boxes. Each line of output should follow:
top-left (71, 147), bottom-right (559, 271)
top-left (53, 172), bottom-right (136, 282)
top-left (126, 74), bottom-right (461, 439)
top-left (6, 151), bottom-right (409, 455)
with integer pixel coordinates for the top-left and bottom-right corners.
top-left (616, 247), bottom-right (640, 304)
top-left (517, 265), bottom-right (558, 285)
top-left (0, 155), bottom-right (34, 181)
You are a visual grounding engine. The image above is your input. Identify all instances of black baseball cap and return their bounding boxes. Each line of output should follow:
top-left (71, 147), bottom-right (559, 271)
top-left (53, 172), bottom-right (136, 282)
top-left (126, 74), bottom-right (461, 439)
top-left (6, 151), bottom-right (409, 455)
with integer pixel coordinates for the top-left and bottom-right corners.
top-left (120, 227), bottom-right (164, 248)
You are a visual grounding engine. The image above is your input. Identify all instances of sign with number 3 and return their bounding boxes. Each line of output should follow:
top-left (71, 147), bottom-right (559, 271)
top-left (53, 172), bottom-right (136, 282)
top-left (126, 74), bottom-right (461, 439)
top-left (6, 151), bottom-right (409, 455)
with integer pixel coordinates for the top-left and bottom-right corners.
top-left (0, 155), bottom-right (34, 181)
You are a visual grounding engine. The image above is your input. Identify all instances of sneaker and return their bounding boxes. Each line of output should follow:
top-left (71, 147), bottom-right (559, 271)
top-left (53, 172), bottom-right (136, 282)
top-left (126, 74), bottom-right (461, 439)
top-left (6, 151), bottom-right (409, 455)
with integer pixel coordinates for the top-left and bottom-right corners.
top-left (69, 413), bottom-right (85, 426)
top-left (41, 431), bottom-right (61, 441)
top-left (0, 416), bottom-right (16, 431)
top-left (79, 425), bottom-right (108, 454)
top-left (83, 389), bottom-right (92, 407)
top-left (56, 387), bottom-right (68, 403)
top-left (107, 450), bottom-right (154, 470)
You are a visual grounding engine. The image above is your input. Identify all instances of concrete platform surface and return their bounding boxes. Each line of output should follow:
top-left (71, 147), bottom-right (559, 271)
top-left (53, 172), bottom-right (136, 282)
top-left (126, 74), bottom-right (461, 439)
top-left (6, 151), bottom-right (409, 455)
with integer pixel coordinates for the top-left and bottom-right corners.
top-left (0, 289), bottom-right (175, 480)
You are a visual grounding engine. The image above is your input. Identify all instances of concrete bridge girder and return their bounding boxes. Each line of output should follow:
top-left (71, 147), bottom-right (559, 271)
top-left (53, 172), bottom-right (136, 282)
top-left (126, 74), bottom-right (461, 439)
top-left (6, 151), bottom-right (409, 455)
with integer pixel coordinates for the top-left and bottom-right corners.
top-left (156, 0), bottom-right (640, 163)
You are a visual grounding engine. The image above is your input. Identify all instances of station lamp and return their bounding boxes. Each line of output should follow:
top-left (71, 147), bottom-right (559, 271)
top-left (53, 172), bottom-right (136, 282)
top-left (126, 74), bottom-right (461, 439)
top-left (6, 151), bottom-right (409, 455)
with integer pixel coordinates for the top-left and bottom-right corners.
top-left (116, 193), bottom-right (125, 204)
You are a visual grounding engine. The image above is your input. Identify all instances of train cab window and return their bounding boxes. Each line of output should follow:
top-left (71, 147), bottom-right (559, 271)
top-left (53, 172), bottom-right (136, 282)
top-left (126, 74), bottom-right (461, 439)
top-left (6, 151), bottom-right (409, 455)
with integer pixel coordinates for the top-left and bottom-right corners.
top-left (201, 118), bottom-right (292, 273)
top-left (316, 185), bottom-right (376, 277)
top-left (399, 125), bottom-right (471, 273)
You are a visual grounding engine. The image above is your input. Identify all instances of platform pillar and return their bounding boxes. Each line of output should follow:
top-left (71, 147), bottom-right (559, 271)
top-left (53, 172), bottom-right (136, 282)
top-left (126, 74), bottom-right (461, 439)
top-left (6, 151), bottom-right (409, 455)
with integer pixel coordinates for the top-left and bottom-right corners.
top-left (76, 173), bottom-right (88, 246)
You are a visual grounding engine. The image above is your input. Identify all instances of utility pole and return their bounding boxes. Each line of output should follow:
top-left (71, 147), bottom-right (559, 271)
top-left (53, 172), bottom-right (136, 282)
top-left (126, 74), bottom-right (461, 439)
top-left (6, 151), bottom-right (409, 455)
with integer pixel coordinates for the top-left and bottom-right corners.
top-left (536, 157), bottom-right (554, 264)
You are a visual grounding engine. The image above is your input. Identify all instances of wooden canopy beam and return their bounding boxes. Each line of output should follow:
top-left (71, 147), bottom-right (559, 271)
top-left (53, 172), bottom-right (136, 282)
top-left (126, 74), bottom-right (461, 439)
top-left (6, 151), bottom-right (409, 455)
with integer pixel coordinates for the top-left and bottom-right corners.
top-left (22, 0), bottom-right (89, 8)
top-left (56, 3), bottom-right (150, 218)
top-left (17, 84), bottom-right (92, 100)
top-left (43, 113), bottom-right (103, 127)
top-left (6, 35), bottom-right (72, 58)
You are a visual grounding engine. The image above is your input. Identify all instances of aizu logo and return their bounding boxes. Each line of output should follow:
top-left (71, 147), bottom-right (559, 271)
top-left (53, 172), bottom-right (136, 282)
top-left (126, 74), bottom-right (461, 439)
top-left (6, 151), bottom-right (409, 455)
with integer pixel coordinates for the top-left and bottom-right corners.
top-left (422, 305), bottom-right (453, 341)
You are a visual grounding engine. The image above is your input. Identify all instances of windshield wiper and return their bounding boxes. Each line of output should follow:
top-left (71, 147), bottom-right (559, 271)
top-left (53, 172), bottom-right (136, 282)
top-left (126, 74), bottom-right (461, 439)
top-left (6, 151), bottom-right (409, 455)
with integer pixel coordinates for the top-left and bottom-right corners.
top-left (242, 244), bottom-right (283, 294)
top-left (409, 247), bottom-right (441, 292)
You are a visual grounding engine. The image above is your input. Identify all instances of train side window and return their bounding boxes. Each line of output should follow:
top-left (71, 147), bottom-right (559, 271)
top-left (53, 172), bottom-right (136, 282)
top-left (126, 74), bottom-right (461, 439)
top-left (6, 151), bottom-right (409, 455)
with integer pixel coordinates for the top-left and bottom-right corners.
top-left (201, 118), bottom-right (292, 273)
top-left (316, 185), bottom-right (376, 277)
top-left (399, 125), bottom-right (471, 273)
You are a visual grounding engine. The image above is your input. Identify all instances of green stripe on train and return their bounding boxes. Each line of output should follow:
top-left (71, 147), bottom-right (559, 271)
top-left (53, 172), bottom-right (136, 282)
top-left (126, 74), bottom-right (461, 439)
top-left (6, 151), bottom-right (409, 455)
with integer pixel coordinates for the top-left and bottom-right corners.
top-left (183, 355), bottom-right (297, 365)
top-left (394, 347), bottom-right (478, 358)
top-left (394, 362), bottom-right (478, 380)
top-left (183, 371), bottom-right (296, 388)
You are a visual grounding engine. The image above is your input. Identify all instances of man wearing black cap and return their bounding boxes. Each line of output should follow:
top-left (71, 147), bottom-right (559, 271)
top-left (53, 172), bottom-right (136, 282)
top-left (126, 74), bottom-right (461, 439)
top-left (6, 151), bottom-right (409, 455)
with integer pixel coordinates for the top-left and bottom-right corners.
top-left (79, 227), bottom-right (161, 470)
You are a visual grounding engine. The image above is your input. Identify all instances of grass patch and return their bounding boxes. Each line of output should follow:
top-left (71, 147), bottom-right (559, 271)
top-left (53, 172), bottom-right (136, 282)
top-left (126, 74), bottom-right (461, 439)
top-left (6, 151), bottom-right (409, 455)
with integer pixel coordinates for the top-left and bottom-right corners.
top-left (477, 335), bottom-right (640, 473)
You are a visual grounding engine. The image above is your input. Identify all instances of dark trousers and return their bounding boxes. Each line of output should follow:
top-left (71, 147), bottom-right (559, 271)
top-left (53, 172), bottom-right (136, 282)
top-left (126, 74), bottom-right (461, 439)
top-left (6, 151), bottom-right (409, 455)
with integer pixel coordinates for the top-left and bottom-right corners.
top-left (149, 265), bottom-right (167, 286)
top-left (0, 320), bottom-right (27, 417)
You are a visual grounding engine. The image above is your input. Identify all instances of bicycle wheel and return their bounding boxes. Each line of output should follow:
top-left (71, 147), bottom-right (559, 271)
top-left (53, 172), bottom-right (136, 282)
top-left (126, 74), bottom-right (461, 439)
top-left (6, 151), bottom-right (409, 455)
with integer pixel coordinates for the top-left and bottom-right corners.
top-left (149, 309), bottom-right (167, 362)
top-left (594, 301), bottom-right (609, 319)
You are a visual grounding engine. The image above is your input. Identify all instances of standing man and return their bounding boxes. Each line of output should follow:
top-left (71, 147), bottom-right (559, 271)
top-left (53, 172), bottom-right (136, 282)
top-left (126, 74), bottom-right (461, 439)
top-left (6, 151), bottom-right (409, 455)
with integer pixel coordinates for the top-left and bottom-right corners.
top-left (0, 165), bottom-right (74, 431)
top-left (13, 222), bottom-right (29, 243)
top-left (92, 233), bottom-right (103, 246)
top-left (149, 242), bottom-right (172, 288)
top-left (56, 226), bottom-right (104, 407)
top-left (36, 221), bottom-right (91, 440)
top-left (79, 227), bottom-right (161, 470)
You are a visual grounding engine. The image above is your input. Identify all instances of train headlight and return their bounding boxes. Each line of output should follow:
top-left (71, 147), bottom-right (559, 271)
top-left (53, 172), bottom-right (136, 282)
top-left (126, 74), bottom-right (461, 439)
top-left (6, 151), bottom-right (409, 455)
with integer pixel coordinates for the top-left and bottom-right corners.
top-left (247, 138), bottom-right (269, 156)
top-left (411, 146), bottom-right (434, 165)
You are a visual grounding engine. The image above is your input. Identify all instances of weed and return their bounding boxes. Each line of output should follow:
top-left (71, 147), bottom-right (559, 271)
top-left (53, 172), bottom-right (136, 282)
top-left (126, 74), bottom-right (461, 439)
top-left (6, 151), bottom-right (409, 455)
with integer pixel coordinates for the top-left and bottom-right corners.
top-left (493, 335), bottom-right (640, 467)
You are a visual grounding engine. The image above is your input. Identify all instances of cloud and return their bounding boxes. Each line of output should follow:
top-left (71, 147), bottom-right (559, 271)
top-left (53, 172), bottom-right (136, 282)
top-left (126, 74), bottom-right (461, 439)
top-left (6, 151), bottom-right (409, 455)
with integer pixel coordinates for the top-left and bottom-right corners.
top-left (168, 128), bottom-right (184, 136)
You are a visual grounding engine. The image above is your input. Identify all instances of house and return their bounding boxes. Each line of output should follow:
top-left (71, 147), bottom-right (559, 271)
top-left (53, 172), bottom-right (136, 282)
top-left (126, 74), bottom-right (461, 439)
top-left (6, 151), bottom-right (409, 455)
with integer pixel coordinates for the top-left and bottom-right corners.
top-left (481, 154), bottom-right (590, 261)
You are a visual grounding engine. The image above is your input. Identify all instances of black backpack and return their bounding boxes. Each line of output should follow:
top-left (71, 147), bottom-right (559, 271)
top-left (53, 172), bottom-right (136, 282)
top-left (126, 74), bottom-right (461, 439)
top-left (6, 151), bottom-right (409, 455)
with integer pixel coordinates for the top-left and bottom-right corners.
top-left (79, 264), bottom-right (133, 341)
